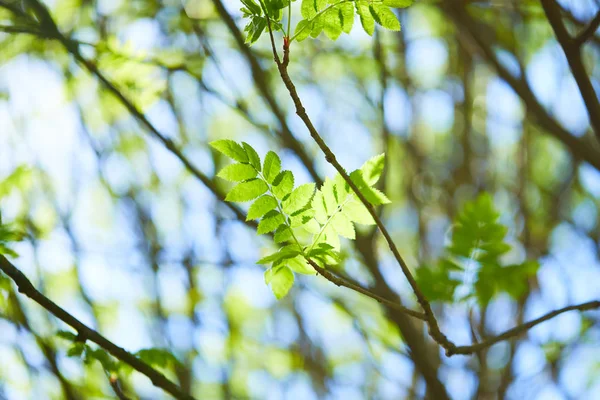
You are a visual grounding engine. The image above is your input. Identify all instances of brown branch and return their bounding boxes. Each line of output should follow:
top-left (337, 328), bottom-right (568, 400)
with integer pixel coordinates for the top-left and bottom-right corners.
top-left (0, 255), bottom-right (195, 400)
top-left (449, 300), bottom-right (600, 355)
top-left (108, 374), bottom-right (132, 400)
top-left (574, 11), bottom-right (600, 47)
top-left (541, 0), bottom-right (600, 141)
top-left (306, 259), bottom-right (426, 320)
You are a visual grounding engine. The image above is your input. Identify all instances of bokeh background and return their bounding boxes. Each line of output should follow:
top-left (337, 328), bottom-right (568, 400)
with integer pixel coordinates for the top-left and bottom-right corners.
top-left (1, 0), bottom-right (600, 398)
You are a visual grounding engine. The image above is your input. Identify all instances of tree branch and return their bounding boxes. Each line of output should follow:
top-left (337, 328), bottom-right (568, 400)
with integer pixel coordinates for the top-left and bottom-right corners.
top-left (574, 11), bottom-right (600, 47)
top-left (0, 255), bottom-right (195, 400)
top-left (542, 0), bottom-right (600, 141)
top-left (449, 300), bottom-right (600, 355)
top-left (306, 259), bottom-right (426, 320)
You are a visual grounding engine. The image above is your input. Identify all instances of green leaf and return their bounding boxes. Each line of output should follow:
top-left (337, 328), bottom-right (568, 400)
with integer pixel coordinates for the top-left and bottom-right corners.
top-left (343, 201), bottom-right (375, 225)
top-left (339, 2), bottom-right (354, 34)
top-left (217, 163), bottom-right (257, 182)
top-left (241, 0), bottom-right (262, 15)
top-left (416, 261), bottom-right (461, 303)
top-left (322, 178), bottom-right (341, 215)
top-left (136, 348), bottom-right (182, 369)
top-left (282, 183), bottom-right (315, 214)
top-left (301, 0), bottom-right (327, 19)
top-left (274, 225), bottom-right (293, 243)
top-left (323, 8), bottom-right (343, 40)
top-left (356, 2), bottom-right (375, 36)
top-left (312, 190), bottom-right (328, 224)
top-left (383, 0), bottom-right (412, 7)
top-left (349, 170), bottom-right (391, 205)
top-left (263, 151), bottom-right (282, 184)
top-left (244, 17), bottom-right (267, 44)
top-left (210, 140), bottom-right (249, 163)
top-left (294, 20), bottom-right (312, 42)
top-left (67, 343), bottom-right (85, 357)
top-left (56, 331), bottom-right (77, 341)
top-left (247, 195), bottom-right (278, 220)
top-left (257, 246), bottom-right (301, 264)
top-left (448, 193), bottom-right (509, 263)
top-left (287, 256), bottom-right (314, 274)
top-left (243, 142), bottom-right (261, 171)
top-left (257, 210), bottom-right (285, 234)
top-left (269, 265), bottom-right (294, 299)
top-left (310, 15), bottom-right (324, 38)
top-left (360, 154), bottom-right (385, 186)
top-left (225, 179), bottom-right (268, 202)
top-left (272, 170), bottom-right (294, 199)
top-left (330, 212), bottom-right (355, 239)
top-left (370, 4), bottom-right (401, 31)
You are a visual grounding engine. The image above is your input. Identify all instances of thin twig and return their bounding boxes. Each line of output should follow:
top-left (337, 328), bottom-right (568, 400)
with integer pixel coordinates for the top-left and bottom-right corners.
top-left (0, 255), bottom-right (195, 400)
top-left (306, 259), bottom-right (426, 320)
top-left (449, 300), bottom-right (600, 355)
top-left (574, 11), bottom-right (600, 47)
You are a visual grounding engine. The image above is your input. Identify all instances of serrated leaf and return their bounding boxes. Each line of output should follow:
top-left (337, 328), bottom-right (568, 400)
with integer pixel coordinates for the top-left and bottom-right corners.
top-left (323, 8), bottom-right (343, 40)
top-left (247, 195), bottom-right (278, 220)
top-left (257, 210), bottom-right (285, 234)
top-left (330, 212), bottom-right (355, 239)
top-left (356, 2), bottom-right (375, 36)
top-left (217, 163), bottom-right (257, 182)
top-left (312, 190), bottom-right (328, 224)
top-left (263, 151), bottom-right (281, 183)
top-left (370, 4), bottom-right (401, 31)
top-left (287, 256), bottom-right (314, 274)
top-left (210, 140), bottom-right (248, 163)
top-left (360, 154), bottom-right (385, 186)
top-left (269, 265), bottom-right (294, 299)
top-left (225, 179), bottom-right (268, 202)
top-left (257, 247), bottom-right (301, 264)
top-left (245, 17), bottom-right (267, 44)
top-left (322, 178), bottom-right (340, 215)
top-left (301, 0), bottom-right (327, 19)
top-left (243, 142), bottom-right (261, 171)
top-left (310, 15), bottom-right (324, 37)
top-left (343, 201), bottom-right (375, 225)
top-left (282, 183), bottom-right (315, 214)
top-left (290, 207), bottom-right (315, 227)
top-left (274, 225), bottom-right (293, 243)
top-left (272, 170), bottom-right (294, 199)
top-left (241, 0), bottom-right (262, 15)
top-left (294, 19), bottom-right (312, 42)
top-left (339, 2), bottom-right (354, 34)
top-left (302, 218), bottom-right (321, 234)
top-left (383, 0), bottom-right (412, 7)
top-left (349, 170), bottom-right (391, 205)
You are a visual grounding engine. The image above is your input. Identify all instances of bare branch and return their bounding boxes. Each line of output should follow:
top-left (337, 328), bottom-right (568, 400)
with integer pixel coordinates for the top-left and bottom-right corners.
top-left (574, 11), bottom-right (600, 47)
top-left (0, 255), bottom-right (195, 400)
top-left (542, 0), bottom-right (600, 141)
top-left (449, 300), bottom-right (600, 355)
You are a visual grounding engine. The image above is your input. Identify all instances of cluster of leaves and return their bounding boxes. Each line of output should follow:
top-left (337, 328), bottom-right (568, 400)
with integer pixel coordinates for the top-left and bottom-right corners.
top-left (416, 193), bottom-right (539, 305)
top-left (240, 0), bottom-right (413, 44)
top-left (0, 212), bottom-right (22, 258)
top-left (211, 140), bottom-right (389, 299)
top-left (57, 330), bottom-right (182, 375)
